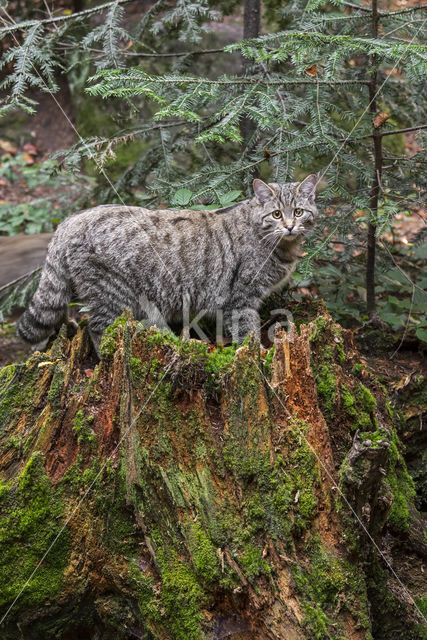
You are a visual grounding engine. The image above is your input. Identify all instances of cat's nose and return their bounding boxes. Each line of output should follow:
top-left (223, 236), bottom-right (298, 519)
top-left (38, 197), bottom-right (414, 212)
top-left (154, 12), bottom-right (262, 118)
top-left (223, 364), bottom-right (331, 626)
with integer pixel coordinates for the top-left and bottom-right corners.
top-left (286, 224), bottom-right (294, 231)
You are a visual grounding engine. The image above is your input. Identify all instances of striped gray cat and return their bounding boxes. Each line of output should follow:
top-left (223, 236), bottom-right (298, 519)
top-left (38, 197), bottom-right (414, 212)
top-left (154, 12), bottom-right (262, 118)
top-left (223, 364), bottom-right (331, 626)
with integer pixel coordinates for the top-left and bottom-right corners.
top-left (17, 175), bottom-right (318, 354)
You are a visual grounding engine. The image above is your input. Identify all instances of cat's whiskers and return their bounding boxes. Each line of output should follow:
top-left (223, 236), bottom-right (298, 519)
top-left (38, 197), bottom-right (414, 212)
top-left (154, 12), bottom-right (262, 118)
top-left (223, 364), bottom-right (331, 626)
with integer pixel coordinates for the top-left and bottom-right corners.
top-left (262, 233), bottom-right (282, 250)
top-left (268, 233), bottom-right (286, 250)
top-left (261, 230), bottom-right (282, 245)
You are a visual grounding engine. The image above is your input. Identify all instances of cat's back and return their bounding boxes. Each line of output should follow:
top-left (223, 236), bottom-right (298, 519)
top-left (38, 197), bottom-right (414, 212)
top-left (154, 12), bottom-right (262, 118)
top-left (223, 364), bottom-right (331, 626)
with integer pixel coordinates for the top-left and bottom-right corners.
top-left (57, 203), bottom-right (240, 255)
top-left (59, 203), bottom-right (225, 238)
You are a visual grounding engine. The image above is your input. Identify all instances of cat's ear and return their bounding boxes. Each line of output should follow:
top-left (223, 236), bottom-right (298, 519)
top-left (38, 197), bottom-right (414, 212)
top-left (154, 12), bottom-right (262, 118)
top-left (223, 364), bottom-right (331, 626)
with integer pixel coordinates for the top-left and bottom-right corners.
top-left (253, 179), bottom-right (276, 204)
top-left (297, 174), bottom-right (318, 201)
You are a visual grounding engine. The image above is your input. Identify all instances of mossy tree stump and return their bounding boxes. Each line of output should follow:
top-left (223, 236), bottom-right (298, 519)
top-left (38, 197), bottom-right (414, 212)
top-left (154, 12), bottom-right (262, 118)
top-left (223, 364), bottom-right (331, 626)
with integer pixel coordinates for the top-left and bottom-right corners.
top-left (0, 314), bottom-right (425, 639)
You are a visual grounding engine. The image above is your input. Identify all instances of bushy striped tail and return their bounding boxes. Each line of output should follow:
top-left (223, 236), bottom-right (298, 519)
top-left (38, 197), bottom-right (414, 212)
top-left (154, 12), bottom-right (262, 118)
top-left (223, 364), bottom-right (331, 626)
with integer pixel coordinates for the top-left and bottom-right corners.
top-left (17, 243), bottom-right (70, 344)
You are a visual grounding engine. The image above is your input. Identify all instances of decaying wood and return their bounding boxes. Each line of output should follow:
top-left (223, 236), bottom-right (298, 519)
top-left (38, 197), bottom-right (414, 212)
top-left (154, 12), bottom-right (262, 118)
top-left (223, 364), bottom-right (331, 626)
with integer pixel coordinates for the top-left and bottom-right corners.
top-left (0, 313), bottom-right (425, 640)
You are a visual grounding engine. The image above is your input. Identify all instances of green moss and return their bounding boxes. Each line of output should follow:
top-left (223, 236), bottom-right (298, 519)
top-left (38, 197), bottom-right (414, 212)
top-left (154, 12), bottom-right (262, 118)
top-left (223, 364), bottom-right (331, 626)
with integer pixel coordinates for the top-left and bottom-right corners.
top-left (72, 409), bottom-right (96, 446)
top-left (99, 315), bottom-right (127, 359)
top-left (263, 345), bottom-right (275, 377)
top-left (287, 420), bottom-right (320, 533)
top-left (309, 316), bottom-right (329, 342)
top-left (101, 476), bottom-right (138, 554)
top-left (339, 382), bottom-right (376, 431)
top-left (341, 383), bottom-right (356, 416)
top-left (385, 437), bottom-right (416, 532)
top-left (229, 417), bottom-right (319, 542)
top-left (301, 602), bottom-right (330, 639)
top-left (0, 452), bottom-right (70, 614)
top-left (186, 522), bottom-right (220, 583)
top-left (240, 543), bottom-right (271, 579)
top-left (1, 434), bottom-right (21, 453)
top-left (129, 357), bottom-right (145, 384)
top-left (246, 493), bottom-right (267, 532)
top-left (358, 427), bottom-right (388, 448)
top-left (352, 363), bottom-right (363, 375)
top-left (150, 530), bottom-right (204, 640)
top-left (0, 363), bottom-right (15, 385)
top-left (293, 539), bottom-right (372, 640)
top-left (415, 595), bottom-right (427, 619)
top-left (356, 383), bottom-right (376, 413)
top-left (368, 557), bottom-right (424, 639)
top-left (340, 414), bottom-right (416, 535)
top-left (0, 362), bottom-right (38, 431)
top-left (130, 562), bottom-right (159, 625)
top-left (142, 327), bottom-right (239, 394)
top-left (335, 340), bottom-right (346, 363)
top-left (47, 362), bottom-right (66, 408)
top-left (315, 363), bottom-right (336, 419)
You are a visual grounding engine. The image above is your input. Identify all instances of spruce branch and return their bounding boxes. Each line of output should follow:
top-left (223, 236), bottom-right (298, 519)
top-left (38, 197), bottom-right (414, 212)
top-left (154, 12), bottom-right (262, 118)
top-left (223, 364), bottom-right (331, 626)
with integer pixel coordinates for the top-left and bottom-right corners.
top-left (82, 0), bottom-right (130, 69)
top-left (378, 124), bottom-right (427, 137)
top-left (341, 1), bottom-right (426, 17)
top-left (0, 23), bottom-right (60, 114)
top-left (0, 0), bottom-right (135, 35)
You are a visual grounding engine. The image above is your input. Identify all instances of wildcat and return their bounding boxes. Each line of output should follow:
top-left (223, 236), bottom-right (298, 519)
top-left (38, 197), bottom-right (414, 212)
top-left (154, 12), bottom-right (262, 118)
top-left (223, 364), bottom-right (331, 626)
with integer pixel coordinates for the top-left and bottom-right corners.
top-left (17, 175), bottom-right (318, 354)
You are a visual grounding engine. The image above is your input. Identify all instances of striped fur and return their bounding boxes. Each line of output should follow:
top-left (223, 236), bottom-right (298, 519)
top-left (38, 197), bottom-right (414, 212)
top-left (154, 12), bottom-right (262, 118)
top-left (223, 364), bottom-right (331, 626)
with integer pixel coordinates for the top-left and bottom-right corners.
top-left (17, 176), bottom-right (318, 351)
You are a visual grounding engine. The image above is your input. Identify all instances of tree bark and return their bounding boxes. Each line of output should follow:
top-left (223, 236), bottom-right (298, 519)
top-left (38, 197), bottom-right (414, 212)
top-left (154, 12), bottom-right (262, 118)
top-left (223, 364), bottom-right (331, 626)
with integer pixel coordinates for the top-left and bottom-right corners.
top-left (0, 314), bottom-right (424, 639)
top-left (366, 0), bottom-right (383, 323)
top-left (240, 0), bottom-right (261, 156)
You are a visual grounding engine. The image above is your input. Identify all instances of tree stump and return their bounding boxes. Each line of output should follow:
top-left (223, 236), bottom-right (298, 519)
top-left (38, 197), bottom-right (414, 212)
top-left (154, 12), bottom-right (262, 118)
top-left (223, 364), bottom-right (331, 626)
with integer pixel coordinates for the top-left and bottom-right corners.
top-left (0, 313), bottom-right (425, 639)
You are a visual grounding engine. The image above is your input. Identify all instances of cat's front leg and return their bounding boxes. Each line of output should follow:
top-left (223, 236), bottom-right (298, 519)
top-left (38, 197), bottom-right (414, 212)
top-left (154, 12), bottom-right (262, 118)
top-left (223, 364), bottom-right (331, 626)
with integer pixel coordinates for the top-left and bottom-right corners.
top-left (223, 306), bottom-right (261, 344)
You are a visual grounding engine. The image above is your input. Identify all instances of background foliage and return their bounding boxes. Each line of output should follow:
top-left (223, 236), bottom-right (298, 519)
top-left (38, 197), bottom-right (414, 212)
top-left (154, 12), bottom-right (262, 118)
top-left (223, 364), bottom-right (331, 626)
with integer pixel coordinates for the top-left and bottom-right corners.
top-left (0, 0), bottom-right (425, 340)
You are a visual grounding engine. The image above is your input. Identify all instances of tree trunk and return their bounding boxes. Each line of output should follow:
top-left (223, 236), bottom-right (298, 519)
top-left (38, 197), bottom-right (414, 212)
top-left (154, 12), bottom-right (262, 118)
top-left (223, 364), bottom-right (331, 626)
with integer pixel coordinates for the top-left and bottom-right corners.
top-left (240, 0), bottom-right (261, 156)
top-left (0, 313), bottom-right (425, 639)
top-left (366, 0), bottom-right (383, 324)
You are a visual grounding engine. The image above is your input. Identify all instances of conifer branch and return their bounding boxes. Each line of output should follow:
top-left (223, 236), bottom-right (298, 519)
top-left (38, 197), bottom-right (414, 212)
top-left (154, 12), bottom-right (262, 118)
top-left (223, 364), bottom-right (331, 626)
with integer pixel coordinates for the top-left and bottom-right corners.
top-left (71, 46), bottom-right (227, 58)
top-left (0, 0), bottom-right (135, 35)
top-left (379, 4), bottom-right (427, 18)
top-left (342, 1), bottom-right (426, 17)
top-left (378, 124), bottom-right (427, 137)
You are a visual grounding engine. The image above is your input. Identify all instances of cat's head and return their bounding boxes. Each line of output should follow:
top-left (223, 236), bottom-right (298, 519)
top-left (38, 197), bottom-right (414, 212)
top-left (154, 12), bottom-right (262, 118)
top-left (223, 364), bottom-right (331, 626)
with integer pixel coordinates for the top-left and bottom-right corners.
top-left (252, 174), bottom-right (318, 244)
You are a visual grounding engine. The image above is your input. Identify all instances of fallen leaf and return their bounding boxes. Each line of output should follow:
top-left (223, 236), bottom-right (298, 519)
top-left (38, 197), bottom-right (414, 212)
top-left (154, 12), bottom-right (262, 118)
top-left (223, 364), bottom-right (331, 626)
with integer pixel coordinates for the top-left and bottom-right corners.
top-left (373, 112), bottom-right (390, 128)
top-left (305, 64), bottom-right (317, 77)
top-left (20, 153), bottom-right (35, 165)
top-left (23, 142), bottom-right (38, 156)
top-left (0, 139), bottom-right (16, 154)
top-left (263, 148), bottom-right (270, 158)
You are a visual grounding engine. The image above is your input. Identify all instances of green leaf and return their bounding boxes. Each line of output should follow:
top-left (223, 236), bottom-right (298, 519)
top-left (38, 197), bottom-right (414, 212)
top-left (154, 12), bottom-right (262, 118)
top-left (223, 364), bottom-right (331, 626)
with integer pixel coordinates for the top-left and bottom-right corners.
top-left (415, 327), bottom-right (427, 343)
top-left (219, 190), bottom-right (242, 206)
top-left (171, 189), bottom-right (193, 206)
top-left (378, 311), bottom-right (405, 331)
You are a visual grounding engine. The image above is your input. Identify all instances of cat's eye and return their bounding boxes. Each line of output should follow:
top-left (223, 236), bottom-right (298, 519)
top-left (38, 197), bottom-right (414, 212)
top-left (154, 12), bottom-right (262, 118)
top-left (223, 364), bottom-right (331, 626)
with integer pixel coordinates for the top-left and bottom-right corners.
top-left (272, 210), bottom-right (282, 219)
top-left (294, 208), bottom-right (304, 217)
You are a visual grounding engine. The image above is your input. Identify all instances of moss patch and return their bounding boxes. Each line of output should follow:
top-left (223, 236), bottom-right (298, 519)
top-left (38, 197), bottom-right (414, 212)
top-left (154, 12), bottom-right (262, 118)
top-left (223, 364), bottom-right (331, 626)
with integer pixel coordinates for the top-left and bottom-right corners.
top-left (385, 434), bottom-right (416, 532)
top-left (99, 315), bottom-right (128, 359)
top-left (151, 530), bottom-right (204, 640)
top-left (186, 521), bottom-right (220, 584)
top-left (0, 362), bottom-right (39, 432)
top-left (292, 539), bottom-right (372, 640)
top-left (72, 409), bottom-right (96, 447)
top-left (0, 452), bottom-right (70, 614)
top-left (315, 363), bottom-right (336, 419)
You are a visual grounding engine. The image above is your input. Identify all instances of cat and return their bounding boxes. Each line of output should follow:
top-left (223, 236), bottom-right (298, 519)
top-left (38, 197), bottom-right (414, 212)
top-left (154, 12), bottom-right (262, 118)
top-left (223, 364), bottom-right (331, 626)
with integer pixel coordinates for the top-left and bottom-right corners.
top-left (17, 175), bottom-right (318, 354)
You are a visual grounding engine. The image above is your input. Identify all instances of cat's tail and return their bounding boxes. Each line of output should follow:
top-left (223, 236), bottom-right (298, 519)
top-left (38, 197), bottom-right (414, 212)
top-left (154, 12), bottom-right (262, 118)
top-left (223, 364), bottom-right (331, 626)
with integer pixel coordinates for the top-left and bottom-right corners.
top-left (17, 237), bottom-right (71, 344)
